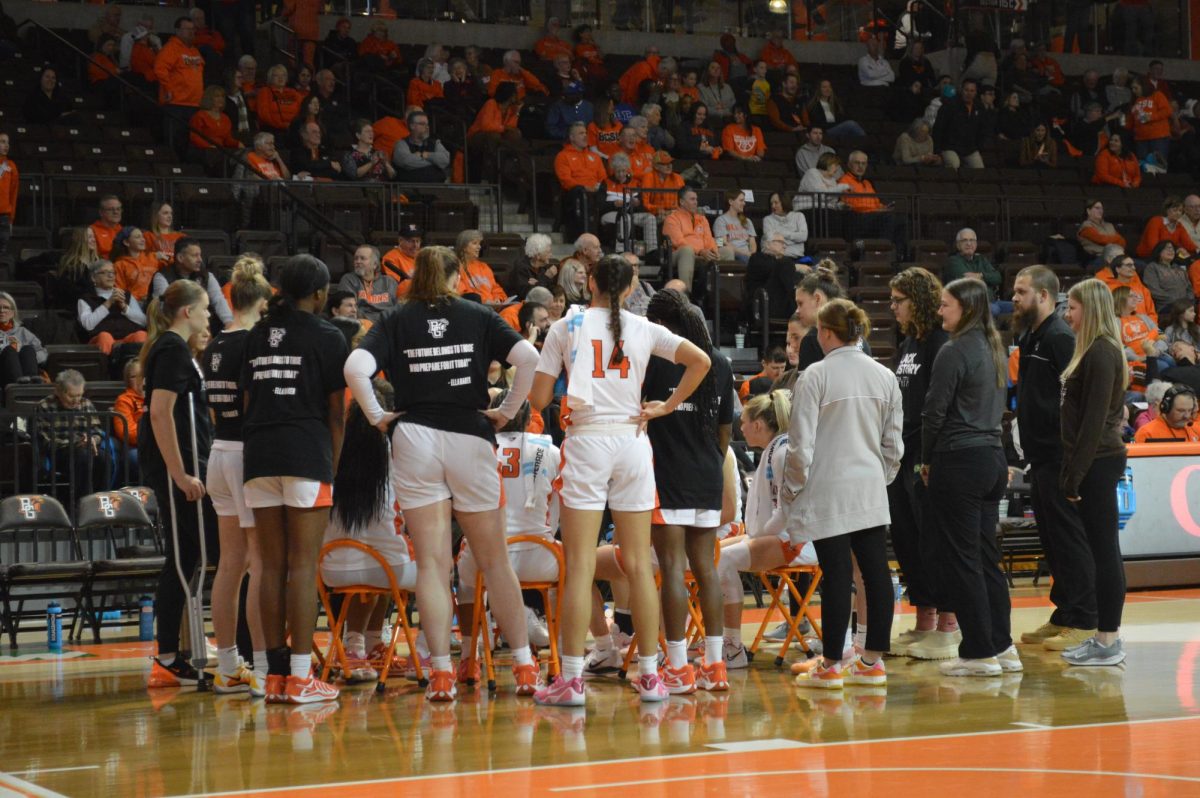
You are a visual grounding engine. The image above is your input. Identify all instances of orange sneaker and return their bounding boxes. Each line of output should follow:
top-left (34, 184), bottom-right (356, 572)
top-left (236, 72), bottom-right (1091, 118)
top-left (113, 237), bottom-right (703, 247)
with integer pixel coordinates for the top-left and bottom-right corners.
top-left (793, 659), bottom-right (846, 690)
top-left (367, 644), bottom-right (408, 680)
top-left (147, 656), bottom-right (204, 689)
top-left (285, 675), bottom-right (340, 704)
top-left (264, 674), bottom-right (288, 704)
top-left (456, 657), bottom-right (480, 685)
top-left (425, 669), bottom-right (457, 702)
top-left (513, 662), bottom-right (541, 696)
top-left (845, 656), bottom-right (887, 687)
top-left (659, 663), bottom-right (697, 695)
top-left (695, 660), bottom-right (729, 691)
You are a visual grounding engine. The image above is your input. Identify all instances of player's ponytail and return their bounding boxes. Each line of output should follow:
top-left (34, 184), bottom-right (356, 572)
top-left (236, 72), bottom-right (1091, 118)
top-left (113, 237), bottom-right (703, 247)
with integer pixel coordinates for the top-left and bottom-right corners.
top-left (593, 254), bottom-right (632, 362)
top-left (797, 261), bottom-right (843, 302)
top-left (647, 287), bottom-right (718, 441)
top-left (743, 388), bottom-right (792, 435)
top-left (406, 245), bottom-right (460, 306)
top-left (228, 254), bottom-right (272, 312)
top-left (816, 298), bottom-right (872, 345)
top-left (139, 280), bottom-right (206, 370)
top-left (332, 381), bottom-right (394, 534)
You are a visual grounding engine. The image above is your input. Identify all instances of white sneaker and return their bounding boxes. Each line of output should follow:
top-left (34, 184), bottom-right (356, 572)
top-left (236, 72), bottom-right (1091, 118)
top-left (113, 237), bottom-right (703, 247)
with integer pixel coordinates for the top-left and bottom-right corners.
top-left (724, 640), bottom-right (749, 670)
top-left (584, 645), bottom-right (623, 675)
top-left (525, 606), bottom-right (551, 648)
top-left (996, 645), bottom-right (1023, 673)
top-left (939, 656), bottom-right (1002, 677)
top-left (763, 621), bottom-right (791, 641)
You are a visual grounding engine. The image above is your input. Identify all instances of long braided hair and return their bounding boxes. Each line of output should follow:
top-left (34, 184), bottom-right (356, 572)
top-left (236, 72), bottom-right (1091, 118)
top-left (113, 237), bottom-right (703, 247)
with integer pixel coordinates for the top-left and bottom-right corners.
top-left (592, 254), bottom-right (633, 364)
top-left (647, 288), bottom-right (718, 442)
top-left (332, 379), bottom-right (394, 533)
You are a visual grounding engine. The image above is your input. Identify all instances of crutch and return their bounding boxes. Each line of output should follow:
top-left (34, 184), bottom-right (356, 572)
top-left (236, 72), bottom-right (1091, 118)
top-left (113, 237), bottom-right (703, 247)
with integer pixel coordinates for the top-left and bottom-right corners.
top-left (169, 394), bottom-right (210, 691)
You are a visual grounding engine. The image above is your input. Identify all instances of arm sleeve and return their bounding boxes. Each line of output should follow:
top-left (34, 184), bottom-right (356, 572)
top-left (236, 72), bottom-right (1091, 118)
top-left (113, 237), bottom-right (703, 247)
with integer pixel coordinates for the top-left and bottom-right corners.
top-left (77, 298), bottom-right (108, 331)
top-left (150, 272), bottom-right (167, 299)
top-left (881, 375), bottom-right (905, 484)
top-left (782, 367), bottom-right (818, 494)
top-left (126, 296), bottom-right (147, 326)
top-left (344, 348), bottom-right (385, 424)
top-left (429, 140), bottom-right (451, 169)
top-left (498, 339), bottom-right (539, 419)
top-left (391, 140), bottom-right (426, 170)
top-left (921, 345), bottom-right (961, 462)
top-left (984, 258), bottom-right (1001, 290)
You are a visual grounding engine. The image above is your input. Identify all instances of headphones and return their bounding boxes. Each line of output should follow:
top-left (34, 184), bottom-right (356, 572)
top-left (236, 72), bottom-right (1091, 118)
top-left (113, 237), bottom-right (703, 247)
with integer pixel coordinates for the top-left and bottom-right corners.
top-left (1159, 383), bottom-right (1198, 417)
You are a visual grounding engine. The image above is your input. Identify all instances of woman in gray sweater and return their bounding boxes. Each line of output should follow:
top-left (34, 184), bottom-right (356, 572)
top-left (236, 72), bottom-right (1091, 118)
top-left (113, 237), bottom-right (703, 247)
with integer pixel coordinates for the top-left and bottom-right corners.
top-left (920, 277), bottom-right (1019, 677)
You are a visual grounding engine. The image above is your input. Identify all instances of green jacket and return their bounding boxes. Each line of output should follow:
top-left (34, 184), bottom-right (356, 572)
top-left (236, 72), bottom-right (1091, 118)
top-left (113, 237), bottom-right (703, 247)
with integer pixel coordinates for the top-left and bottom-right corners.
top-left (944, 253), bottom-right (1001, 299)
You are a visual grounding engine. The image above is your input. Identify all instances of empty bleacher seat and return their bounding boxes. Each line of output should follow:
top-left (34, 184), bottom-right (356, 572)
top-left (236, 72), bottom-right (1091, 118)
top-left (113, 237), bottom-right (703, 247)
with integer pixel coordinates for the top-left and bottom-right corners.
top-left (45, 345), bottom-right (107, 382)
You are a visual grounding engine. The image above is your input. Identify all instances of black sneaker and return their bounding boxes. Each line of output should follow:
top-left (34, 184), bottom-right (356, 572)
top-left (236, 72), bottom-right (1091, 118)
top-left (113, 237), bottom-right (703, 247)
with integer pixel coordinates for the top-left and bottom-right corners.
top-left (148, 656), bottom-right (207, 688)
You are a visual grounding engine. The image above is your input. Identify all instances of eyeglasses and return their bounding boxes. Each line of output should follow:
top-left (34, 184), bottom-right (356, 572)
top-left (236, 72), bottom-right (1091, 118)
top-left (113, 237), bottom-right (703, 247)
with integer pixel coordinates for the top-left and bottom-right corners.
top-left (889, 296), bottom-right (909, 306)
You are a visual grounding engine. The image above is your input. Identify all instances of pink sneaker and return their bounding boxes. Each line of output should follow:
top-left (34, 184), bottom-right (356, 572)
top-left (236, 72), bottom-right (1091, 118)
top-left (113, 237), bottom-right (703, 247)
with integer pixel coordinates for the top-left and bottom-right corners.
top-left (634, 671), bottom-right (669, 702)
top-left (533, 675), bottom-right (586, 706)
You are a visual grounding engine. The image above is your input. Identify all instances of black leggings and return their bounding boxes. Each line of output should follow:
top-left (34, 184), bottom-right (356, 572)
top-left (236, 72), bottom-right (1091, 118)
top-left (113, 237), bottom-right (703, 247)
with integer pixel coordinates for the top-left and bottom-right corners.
top-left (150, 473), bottom-right (220, 654)
top-left (1076, 454), bottom-right (1127, 633)
top-left (811, 525), bottom-right (894, 657)
top-left (887, 453), bottom-right (940, 609)
top-left (0, 346), bottom-right (38, 389)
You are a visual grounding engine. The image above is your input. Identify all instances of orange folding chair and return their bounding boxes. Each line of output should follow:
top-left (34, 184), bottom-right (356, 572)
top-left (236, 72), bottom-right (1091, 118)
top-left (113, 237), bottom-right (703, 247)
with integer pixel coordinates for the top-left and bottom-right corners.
top-left (468, 536), bottom-right (566, 691)
top-left (316, 539), bottom-right (425, 691)
top-left (748, 565), bottom-right (823, 666)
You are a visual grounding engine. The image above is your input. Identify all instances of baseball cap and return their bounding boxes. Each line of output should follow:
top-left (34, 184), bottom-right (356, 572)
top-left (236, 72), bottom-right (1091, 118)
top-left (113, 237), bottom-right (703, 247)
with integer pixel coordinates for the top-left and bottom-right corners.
top-left (399, 223), bottom-right (423, 238)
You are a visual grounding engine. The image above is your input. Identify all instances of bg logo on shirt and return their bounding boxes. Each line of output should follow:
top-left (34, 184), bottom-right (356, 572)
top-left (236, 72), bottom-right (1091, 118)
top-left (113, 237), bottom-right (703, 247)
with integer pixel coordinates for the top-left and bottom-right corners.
top-left (209, 353), bottom-right (222, 371)
top-left (427, 319), bottom-right (449, 339)
top-left (268, 328), bottom-right (286, 348)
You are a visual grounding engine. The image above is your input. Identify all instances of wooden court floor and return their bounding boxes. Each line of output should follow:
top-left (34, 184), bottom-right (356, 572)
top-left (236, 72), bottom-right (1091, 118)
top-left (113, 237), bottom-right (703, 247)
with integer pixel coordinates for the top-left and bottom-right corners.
top-left (1, 588), bottom-right (1199, 798)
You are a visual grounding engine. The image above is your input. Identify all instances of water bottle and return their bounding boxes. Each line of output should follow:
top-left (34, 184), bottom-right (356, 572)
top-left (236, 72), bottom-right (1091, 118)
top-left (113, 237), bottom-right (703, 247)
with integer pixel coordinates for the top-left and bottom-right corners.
top-left (1117, 467), bottom-right (1136, 530)
top-left (890, 570), bottom-right (903, 606)
top-left (47, 602), bottom-right (63, 651)
top-left (138, 596), bottom-right (154, 642)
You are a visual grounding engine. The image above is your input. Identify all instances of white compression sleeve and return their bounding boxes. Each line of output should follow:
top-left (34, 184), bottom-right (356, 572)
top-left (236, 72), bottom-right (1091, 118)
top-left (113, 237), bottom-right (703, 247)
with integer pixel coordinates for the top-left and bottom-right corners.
top-left (343, 348), bottom-right (385, 425)
top-left (498, 339), bottom-right (540, 420)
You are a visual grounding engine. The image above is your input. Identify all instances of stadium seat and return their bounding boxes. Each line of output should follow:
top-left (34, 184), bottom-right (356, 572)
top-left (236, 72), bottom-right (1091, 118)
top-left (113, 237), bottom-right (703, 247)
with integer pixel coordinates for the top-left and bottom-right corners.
top-left (45, 345), bottom-right (107, 382)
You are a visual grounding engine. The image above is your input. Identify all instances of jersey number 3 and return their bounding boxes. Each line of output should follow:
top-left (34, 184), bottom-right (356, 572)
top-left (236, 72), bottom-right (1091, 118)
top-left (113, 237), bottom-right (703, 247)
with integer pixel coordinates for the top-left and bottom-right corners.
top-left (591, 339), bottom-right (630, 379)
top-left (499, 448), bottom-right (520, 478)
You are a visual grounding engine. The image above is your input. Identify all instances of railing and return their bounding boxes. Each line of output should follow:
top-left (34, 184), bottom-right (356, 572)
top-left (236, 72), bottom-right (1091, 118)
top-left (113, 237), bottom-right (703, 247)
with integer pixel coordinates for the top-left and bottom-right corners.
top-left (4, 410), bottom-right (135, 507)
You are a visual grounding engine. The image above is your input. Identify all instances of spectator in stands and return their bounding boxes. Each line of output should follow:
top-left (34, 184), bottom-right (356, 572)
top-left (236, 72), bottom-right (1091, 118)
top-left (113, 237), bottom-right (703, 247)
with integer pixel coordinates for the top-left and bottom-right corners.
top-left (37, 369), bottom-right (104, 497)
top-left (534, 17), bottom-right (572, 63)
top-left (326, 288), bottom-right (358, 321)
top-left (111, 359), bottom-right (144, 454)
top-left (586, 97), bottom-right (622, 161)
top-left (698, 61), bottom-right (736, 126)
top-left (337, 245), bottom-right (398, 322)
top-left (617, 123), bottom-right (654, 175)
top-left (546, 53), bottom-right (583, 99)
top-left (223, 70), bottom-right (254, 146)
top-left (748, 60), bottom-right (771, 121)
top-left (798, 152), bottom-right (850, 210)
top-left (663, 187), bottom-right (719, 295)
top-left (1077, 200), bottom-right (1127, 268)
top-left (555, 122), bottom-right (606, 241)
top-left (606, 81), bottom-right (636, 124)
top-left (1134, 383), bottom-right (1198, 442)
top-left (545, 82), bottom-right (593, 141)
top-left (839, 151), bottom-right (904, 251)
top-left (1137, 197), bottom-right (1197, 260)
top-left (490, 50), bottom-right (548, 100)
top-left (546, 283), bottom-right (567, 322)
top-left (78, 259), bottom-right (148, 355)
top-left (721, 104), bottom-right (765, 162)
top-left (746, 232), bottom-right (806, 319)
top-left (423, 43), bottom-right (451, 84)
top-left (88, 36), bottom-right (121, 106)
top-left (1146, 59), bottom-right (1173, 99)
top-left (1144, 241), bottom-right (1195, 316)
top-left (602, 152), bottom-right (657, 254)
top-left (155, 16), bottom-right (205, 155)
top-left (0, 291), bottom-right (46, 393)
top-left (378, 225), bottom-right (420, 292)
top-left (803, 80), bottom-right (865, 140)
top-left (762, 192), bottom-right (808, 260)
top-left (341, 119), bottom-right (396, 182)
top-left (858, 37), bottom-right (895, 87)
top-left (188, 85), bottom-right (240, 175)
top-left (505, 233), bottom-right (557, 298)
top-left (1070, 102), bottom-right (1109, 156)
top-left (1128, 76), bottom-right (1172, 167)
top-left (235, 54), bottom-right (258, 103)
top-left (392, 110), bottom-right (449, 184)
top-left (293, 65), bottom-right (313, 96)
top-left (713, 189), bottom-right (757, 263)
top-left (713, 33), bottom-right (752, 88)
top-left (371, 112), bottom-right (409, 160)
top-left (463, 45), bottom-right (492, 91)
top-left (150, 237), bottom-right (233, 326)
top-left (889, 75), bottom-right (930, 124)
top-left (88, 3), bottom-right (123, 45)
top-left (444, 58), bottom-right (483, 119)
top-left (572, 24), bottom-right (607, 85)
top-left (1177, 195), bottom-right (1200, 248)
top-left (676, 102), bottom-right (722, 161)
top-left (257, 64), bottom-right (303, 138)
top-left (641, 149), bottom-right (684, 222)
top-left (1105, 67), bottom-right (1133, 117)
top-left (1100, 253), bottom-right (1156, 320)
top-left (738, 346), bottom-right (787, 400)
top-left (618, 47), bottom-right (672, 105)
top-left (1092, 133), bottom-right (1141, 189)
top-left (144, 202), bottom-right (182, 265)
top-left (246, 131), bottom-right (290, 181)
top-left (90, 195), bottom-right (124, 260)
top-left (897, 40), bottom-right (936, 91)
top-left (312, 69), bottom-right (349, 137)
top-left (456, 229), bottom-right (508, 304)
top-left (1019, 121), bottom-right (1058, 168)
top-left (933, 78), bottom-right (987, 169)
top-left (1070, 70), bottom-right (1104, 119)
top-left (767, 73), bottom-right (805, 134)
top-left (111, 228), bottom-right (158, 305)
top-left (894, 119), bottom-right (942, 166)
top-left (794, 125), bottom-right (834, 176)
top-left (407, 58), bottom-right (444, 111)
top-left (322, 18), bottom-right (357, 68)
top-left (621, 253), bottom-right (655, 316)
top-left (557, 255), bottom-right (591, 304)
top-left (758, 28), bottom-right (797, 72)
top-left (290, 120), bottom-right (340, 180)
top-left (119, 15), bottom-right (161, 89)
top-left (1162, 300), bottom-right (1200, 365)
top-left (0, 132), bottom-right (14, 258)
top-left (944, 228), bottom-right (1005, 315)
top-left (189, 8), bottom-right (224, 65)
top-left (357, 19), bottom-right (401, 70)
top-left (466, 82), bottom-right (523, 182)
top-left (53, 227), bottom-right (98, 308)
top-left (1114, 284), bottom-right (1172, 380)
top-left (23, 68), bottom-right (72, 126)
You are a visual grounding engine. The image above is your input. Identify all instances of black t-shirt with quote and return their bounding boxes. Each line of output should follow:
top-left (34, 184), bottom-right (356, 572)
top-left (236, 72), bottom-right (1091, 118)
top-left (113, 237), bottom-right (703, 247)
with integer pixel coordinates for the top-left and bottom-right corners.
top-left (202, 328), bottom-right (250, 442)
top-left (241, 311), bottom-right (348, 483)
top-left (360, 297), bottom-right (523, 443)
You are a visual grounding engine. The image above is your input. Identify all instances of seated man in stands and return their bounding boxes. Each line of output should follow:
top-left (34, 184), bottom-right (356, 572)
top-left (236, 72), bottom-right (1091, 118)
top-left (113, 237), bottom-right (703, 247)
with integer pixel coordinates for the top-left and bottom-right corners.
top-left (489, 49), bottom-right (548, 100)
top-left (857, 36), bottom-right (895, 87)
top-left (189, 8), bottom-right (224, 64)
top-left (662, 187), bottom-right (719, 297)
top-left (838, 151), bottom-right (906, 258)
top-left (90, 195), bottom-right (124, 259)
top-left (766, 72), bottom-right (805, 133)
top-left (382, 223), bottom-right (422, 292)
top-left (738, 345), bottom-right (788, 399)
top-left (77, 259), bottom-right (147, 355)
top-left (337, 245), bottom-right (399, 323)
top-left (1135, 384), bottom-right (1200, 442)
top-left (392, 110), bottom-right (450, 183)
top-left (325, 288), bottom-right (358, 321)
top-left (246, 131), bottom-right (290, 180)
top-left (37, 369), bottom-right (105, 497)
top-left (322, 17), bottom-right (358, 68)
top-left (933, 78), bottom-right (988, 169)
top-left (640, 150), bottom-right (684, 222)
top-left (555, 121), bottom-right (607, 241)
top-left (289, 121), bottom-right (342, 180)
top-left (312, 68), bottom-right (350, 136)
top-left (150, 237), bottom-right (233, 328)
top-left (794, 125), bottom-right (835, 176)
top-left (943, 227), bottom-right (1006, 314)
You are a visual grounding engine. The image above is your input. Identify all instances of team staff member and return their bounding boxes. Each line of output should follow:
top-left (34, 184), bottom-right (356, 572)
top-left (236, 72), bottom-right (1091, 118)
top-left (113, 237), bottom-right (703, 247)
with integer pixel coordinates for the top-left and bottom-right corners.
top-left (644, 289), bottom-right (733, 694)
top-left (887, 267), bottom-right (955, 657)
top-left (154, 17), bottom-right (205, 153)
top-left (1059, 278), bottom-right (1130, 667)
top-left (202, 266), bottom-right (273, 696)
top-left (344, 246), bottom-right (542, 702)
top-left (242, 255), bottom-right (348, 705)
top-left (140, 280), bottom-right (219, 689)
top-left (1013, 265), bottom-right (1099, 652)
top-left (530, 254), bottom-right (711, 707)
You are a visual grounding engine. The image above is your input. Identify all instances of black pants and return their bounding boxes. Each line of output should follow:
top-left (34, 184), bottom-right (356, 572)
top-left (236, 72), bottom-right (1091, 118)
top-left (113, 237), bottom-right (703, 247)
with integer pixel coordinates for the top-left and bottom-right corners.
top-left (562, 186), bottom-right (599, 241)
top-left (1076, 454), bottom-right (1127, 633)
top-left (887, 452), bottom-right (940, 609)
top-left (811, 525), bottom-right (893, 656)
top-left (0, 346), bottom-right (38, 389)
top-left (1028, 458), bottom-right (1097, 629)
top-left (928, 446), bottom-right (1010, 659)
top-left (150, 472), bottom-right (220, 654)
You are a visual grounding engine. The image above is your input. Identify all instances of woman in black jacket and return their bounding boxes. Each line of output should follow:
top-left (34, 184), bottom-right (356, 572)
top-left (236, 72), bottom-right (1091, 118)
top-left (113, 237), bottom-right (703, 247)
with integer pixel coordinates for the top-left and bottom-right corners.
top-left (920, 277), bottom-right (1017, 676)
top-left (1058, 278), bottom-right (1129, 667)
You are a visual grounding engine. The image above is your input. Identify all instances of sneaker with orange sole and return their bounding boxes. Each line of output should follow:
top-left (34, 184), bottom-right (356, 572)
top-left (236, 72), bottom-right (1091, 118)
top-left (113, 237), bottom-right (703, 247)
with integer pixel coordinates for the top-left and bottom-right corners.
top-left (659, 663), bottom-right (697, 695)
top-left (285, 675), bottom-right (340, 704)
top-left (456, 657), bottom-right (481, 685)
top-left (425, 669), bottom-right (457, 702)
top-left (793, 659), bottom-right (846, 689)
top-left (264, 674), bottom-right (288, 703)
top-left (844, 656), bottom-right (887, 687)
top-left (367, 644), bottom-right (409, 680)
top-left (694, 660), bottom-right (729, 691)
top-left (147, 656), bottom-right (206, 689)
top-left (213, 662), bottom-right (255, 695)
top-left (513, 662), bottom-right (541, 696)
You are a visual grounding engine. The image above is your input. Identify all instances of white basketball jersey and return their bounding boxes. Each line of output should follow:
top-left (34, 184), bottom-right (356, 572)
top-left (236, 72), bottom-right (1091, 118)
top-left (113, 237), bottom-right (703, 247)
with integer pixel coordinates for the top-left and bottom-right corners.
top-left (495, 431), bottom-right (560, 545)
top-left (744, 433), bottom-right (789, 541)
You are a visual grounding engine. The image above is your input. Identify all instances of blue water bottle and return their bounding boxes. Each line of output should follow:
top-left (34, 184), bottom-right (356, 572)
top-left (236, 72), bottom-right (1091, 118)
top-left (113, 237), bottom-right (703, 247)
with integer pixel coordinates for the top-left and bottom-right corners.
top-left (46, 602), bottom-right (62, 651)
top-left (138, 596), bottom-right (154, 642)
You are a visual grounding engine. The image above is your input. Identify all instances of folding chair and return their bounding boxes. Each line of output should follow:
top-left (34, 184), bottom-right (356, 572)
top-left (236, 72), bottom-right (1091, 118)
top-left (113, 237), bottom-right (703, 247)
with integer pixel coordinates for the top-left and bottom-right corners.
top-left (316, 539), bottom-right (425, 691)
top-left (747, 564), bottom-right (823, 666)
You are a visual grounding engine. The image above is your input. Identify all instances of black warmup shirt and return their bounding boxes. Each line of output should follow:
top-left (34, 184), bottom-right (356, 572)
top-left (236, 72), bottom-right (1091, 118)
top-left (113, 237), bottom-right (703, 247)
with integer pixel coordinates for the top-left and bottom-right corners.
top-left (241, 311), bottom-right (349, 483)
top-left (644, 346), bottom-right (734, 511)
top-left (203, 328), bottom-right (249, 442)
top-left (360, 296), bottom-right (524, 443)
top-left (894, 327), bottom-right (949, 457)
top-left (140, 331), bottom-right (212, 481)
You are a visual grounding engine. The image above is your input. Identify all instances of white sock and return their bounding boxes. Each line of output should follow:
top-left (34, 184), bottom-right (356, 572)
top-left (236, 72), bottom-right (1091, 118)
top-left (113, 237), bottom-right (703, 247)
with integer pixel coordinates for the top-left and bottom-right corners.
top-left (252, 650), bottom-right (266, 676)
top-left (217, 645), bottom-right (239, 675)
top-left (513, 645), bottom-right (534, 666)
top-left (562, 655), bottom-right (584, 680)
top-left (416, 631), bottom-right (431, 659)
top-left (364, 630), bottom-right (382, 652)
top-left (157, 651), bottom-right (176, 666)
top-left (290, 654), bottom-right (311, 680)
top-left (593, 633), bottom-right (613, 651)
top-left (666, 640), bottom-right (687, 669)
top-left (705, 636), bottom-right (723, 664)
top-left (638, 654), bottom-right (658, 677)
top-left (430, 654), bottom-right (452, 673)
top-left (344, 631), bottom-right (366, 659)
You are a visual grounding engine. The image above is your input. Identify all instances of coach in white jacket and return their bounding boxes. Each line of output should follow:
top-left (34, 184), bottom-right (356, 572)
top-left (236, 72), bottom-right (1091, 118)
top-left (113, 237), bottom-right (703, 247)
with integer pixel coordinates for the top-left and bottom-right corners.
top-left (782, 298), bottom-right (903, 685)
